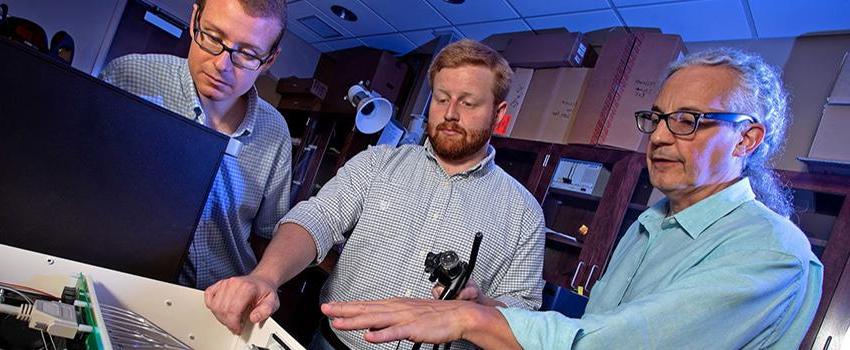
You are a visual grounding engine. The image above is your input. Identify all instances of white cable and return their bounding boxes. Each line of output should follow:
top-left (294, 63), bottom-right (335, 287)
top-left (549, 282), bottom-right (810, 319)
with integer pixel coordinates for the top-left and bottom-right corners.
top-left (0, 285), bottom-right (34, 303)
top-left (0, 302), bottom-right (20, 316)
top-left (48, 333), bottom-right (57, 350)
top-left (0, 300), bottom-right (49, 350)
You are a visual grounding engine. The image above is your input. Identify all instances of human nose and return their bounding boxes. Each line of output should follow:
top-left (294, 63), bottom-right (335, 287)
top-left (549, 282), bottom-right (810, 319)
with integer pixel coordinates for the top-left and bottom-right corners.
top-left (650, 117), bottom-right (675, 146)
top-left (443, 100), bottom-right (460, 122)
top-left (212, 48), bottom-right (234, 71)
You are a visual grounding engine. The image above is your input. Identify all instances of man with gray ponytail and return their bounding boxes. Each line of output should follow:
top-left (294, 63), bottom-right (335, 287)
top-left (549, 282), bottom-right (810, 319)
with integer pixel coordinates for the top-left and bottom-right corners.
top-left (321, 48), bottom-right (823, 349)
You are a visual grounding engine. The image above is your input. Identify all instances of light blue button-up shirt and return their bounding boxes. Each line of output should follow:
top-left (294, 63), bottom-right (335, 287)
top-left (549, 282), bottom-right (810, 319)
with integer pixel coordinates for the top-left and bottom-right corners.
top-left (499, 178), bottom-right (823, 349)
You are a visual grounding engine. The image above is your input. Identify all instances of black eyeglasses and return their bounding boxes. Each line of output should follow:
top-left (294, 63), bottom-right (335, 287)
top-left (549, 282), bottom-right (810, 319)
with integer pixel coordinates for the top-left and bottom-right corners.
top-left (192, 10), bottom-right (277, 71)
top-left (635, 110), bottom-right (759, 136)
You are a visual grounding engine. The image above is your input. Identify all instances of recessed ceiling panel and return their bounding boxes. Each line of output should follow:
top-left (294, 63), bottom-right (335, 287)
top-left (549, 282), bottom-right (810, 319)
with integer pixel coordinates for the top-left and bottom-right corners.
top-left (306, 0), bottom-right (395, 36)
top-left (525, 9), bottom-right (622, 33)
top-left (425, 0), bottom-right (519, 25)
top-left (619, 0), bottom-right (752, 42)
top-left (359, 33), bottom-right (417, 53)
top-left (456, 19), bottom-right (531, 41)
top-left (506, 0), bottom-right (610, 17)
top-left (359, 0), bottom-right (450, 31)
top-left (402, 27), bottom-right (463, 48)
top-left (750, 0), bottom-right (850, 38)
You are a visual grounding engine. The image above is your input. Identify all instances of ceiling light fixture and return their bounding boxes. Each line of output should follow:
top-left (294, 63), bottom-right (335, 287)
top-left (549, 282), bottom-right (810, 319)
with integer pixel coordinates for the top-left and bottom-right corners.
top-left (331, 5), bottom-right (358, 22)
top-left (442, 0), bottom-right (465, 4)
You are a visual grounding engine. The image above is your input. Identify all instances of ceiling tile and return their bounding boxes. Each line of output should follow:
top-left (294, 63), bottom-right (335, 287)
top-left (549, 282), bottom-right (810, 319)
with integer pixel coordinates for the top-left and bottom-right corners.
top-left (425, 0), bottom-right (519, 25)
top-left (402, 27), bottom-right (463, 48)
top-left (359, 33), bottom-right (417, 54)
top-left (525, 9), bottom-right (622, 33)
top-left (286, 20), bottom-right (324, 43)
top-left (506, 0), bottom-right (610, 17)
top-left (749, 0), bottom-right (850, 38)
top-left (305, 0), bottom-right (395, 36)
top-left (618, 0), bottom-right (752, 42)
top-left (313, 42), bottom-right (334, 52)
top-left (359, 0), bottom-right (450, 31)
top-left (611, 0), bottom-right (681, 6)
top-left (287, 1), bottom-right (353, 40)
top-left (456, 19), bottom-right (531, 41)
top-left (322, 38), bottom-right (366, 51)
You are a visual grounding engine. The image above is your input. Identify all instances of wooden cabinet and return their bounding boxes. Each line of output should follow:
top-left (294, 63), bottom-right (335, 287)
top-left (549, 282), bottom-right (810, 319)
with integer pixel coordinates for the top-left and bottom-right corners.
top-left (779, 170), bottom-right (850, 350)
top-left (491, 136), bottom-right (648, 292)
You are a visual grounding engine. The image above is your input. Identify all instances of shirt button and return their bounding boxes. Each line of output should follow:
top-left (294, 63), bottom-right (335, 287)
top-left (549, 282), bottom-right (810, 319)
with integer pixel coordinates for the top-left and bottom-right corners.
top-left (431, 213), bottom-right (438, 220)
top-left (404, 289), bottom-right (412, 297)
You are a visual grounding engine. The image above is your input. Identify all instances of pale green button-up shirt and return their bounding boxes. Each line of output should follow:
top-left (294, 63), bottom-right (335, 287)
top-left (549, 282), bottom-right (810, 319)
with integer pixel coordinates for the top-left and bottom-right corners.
top-left (500, 178), bottom-right (823, 349)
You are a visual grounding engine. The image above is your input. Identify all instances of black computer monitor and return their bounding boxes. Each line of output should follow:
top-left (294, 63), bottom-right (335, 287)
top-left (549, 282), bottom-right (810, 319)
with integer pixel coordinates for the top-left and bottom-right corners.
top-left (0, 38), bottom-right (228, 282)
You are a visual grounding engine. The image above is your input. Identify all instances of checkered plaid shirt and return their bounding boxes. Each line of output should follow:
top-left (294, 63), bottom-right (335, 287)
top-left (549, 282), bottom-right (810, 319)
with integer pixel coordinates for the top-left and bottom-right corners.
top-left (281, 142), bottom-right (545, 350)
top-left (100, 54), bottom-right (291, 289)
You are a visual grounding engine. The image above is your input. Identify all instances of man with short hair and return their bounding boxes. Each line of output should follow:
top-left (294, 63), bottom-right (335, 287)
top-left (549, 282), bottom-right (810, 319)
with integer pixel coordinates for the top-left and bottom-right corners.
top-left (321, 48), bottom-right (824, 349)
top-left (100, 0), bottom-right (291, 289)
top-left (204, 39), bottom-right (546, 350)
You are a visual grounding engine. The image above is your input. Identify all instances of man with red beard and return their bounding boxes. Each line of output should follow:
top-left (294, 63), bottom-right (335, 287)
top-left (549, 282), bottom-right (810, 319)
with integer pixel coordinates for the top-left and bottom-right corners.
top-left (100, 0), bottom-right (291, 290)
top-left (205, 39), bottom-right (545, 350)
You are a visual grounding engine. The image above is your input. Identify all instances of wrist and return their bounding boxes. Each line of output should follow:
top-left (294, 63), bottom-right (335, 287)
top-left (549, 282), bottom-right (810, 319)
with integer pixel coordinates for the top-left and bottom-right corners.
top-left (457, 304), bottom-right (521, 350)
top-left (249, 266), bottom-right (281, 288)
top-left (455, 303), bottom-right (487, 341)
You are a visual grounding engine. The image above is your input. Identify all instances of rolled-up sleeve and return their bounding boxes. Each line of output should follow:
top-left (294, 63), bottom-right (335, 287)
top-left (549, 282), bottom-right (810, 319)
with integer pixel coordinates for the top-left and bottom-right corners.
top-left (277, 147), bottom-right (380, 263)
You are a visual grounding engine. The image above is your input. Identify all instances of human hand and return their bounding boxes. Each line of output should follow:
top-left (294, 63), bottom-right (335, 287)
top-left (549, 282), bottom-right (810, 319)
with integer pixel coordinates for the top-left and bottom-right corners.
top-left (321, 298), bottom-right (475, 345)
top-left (204, 274), bottom-right (279, 334)
top-left (432, 279), bottom-right (504, 307)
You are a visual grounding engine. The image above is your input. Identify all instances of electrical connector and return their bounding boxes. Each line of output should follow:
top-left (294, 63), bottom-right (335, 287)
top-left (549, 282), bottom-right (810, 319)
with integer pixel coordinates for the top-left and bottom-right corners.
top-left (11, 299), bottom-right (92, 339)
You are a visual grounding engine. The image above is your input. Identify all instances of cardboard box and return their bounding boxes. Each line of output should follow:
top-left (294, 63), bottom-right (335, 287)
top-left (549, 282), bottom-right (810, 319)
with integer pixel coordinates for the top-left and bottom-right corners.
top-left (481, 30), bottom-right (536, 53)
top-left (568, 30), bottom-right (634, 146)
top-left (568, 31), bottom-right (685, 151)
top-left (828, 52), bottom-right (850, 104)
top-left (495, 67), bottom-right (534, 136)
top-left (278, 94), bottom-right (322, 111)
top-left (276, 76), bottom-right (328, 100)
top-left (809, 104), bottom-right (850, 162)
top-left (503, 31), bottom-right (595, 68)
top-left (510, 67), bottom-right (590, 144)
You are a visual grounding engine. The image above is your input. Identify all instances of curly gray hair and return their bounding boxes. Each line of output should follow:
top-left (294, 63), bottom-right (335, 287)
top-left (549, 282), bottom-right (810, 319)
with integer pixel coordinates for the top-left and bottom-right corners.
top-left (666, 48), bottom-right (793, 217)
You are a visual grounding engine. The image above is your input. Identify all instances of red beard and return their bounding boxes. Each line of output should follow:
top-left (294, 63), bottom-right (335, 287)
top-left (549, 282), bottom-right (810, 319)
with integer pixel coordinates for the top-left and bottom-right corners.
top-left (427, 120), bottom-right (494, 161)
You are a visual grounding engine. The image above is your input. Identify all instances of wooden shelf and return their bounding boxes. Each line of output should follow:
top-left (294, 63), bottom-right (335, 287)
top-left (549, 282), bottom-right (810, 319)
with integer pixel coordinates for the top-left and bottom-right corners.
top-left (546, 231), bottom-right (584, 249)
top-left (628, 202), bottom-right (649, 212)
top-left (808, 237), bottom-right (829, 248)
top-left (547, 187), bottom-right (603, 202)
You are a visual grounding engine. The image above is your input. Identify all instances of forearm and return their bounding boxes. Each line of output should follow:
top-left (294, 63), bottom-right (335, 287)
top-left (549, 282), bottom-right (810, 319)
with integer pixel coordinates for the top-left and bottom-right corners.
top-left (251, 222), bottom-right (317, 287)
top-left (460, 304), bottom-right (522, 350)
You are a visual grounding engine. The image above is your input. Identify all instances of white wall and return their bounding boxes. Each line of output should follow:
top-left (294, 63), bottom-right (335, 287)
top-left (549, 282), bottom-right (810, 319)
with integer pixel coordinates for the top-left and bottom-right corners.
top-left (687, 34), bottom-right (850, 171)
top-left (3, 0), bottom-right (321, 81)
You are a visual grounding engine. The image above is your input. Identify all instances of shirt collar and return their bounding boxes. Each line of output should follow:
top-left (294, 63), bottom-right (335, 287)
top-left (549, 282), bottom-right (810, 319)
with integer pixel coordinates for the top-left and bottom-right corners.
top-left (179, 60), bottom-right (257, 138)
top-left (423, 139), bottom-right (496, 179)
top-left (639, 178), bottom-right (756, 239)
